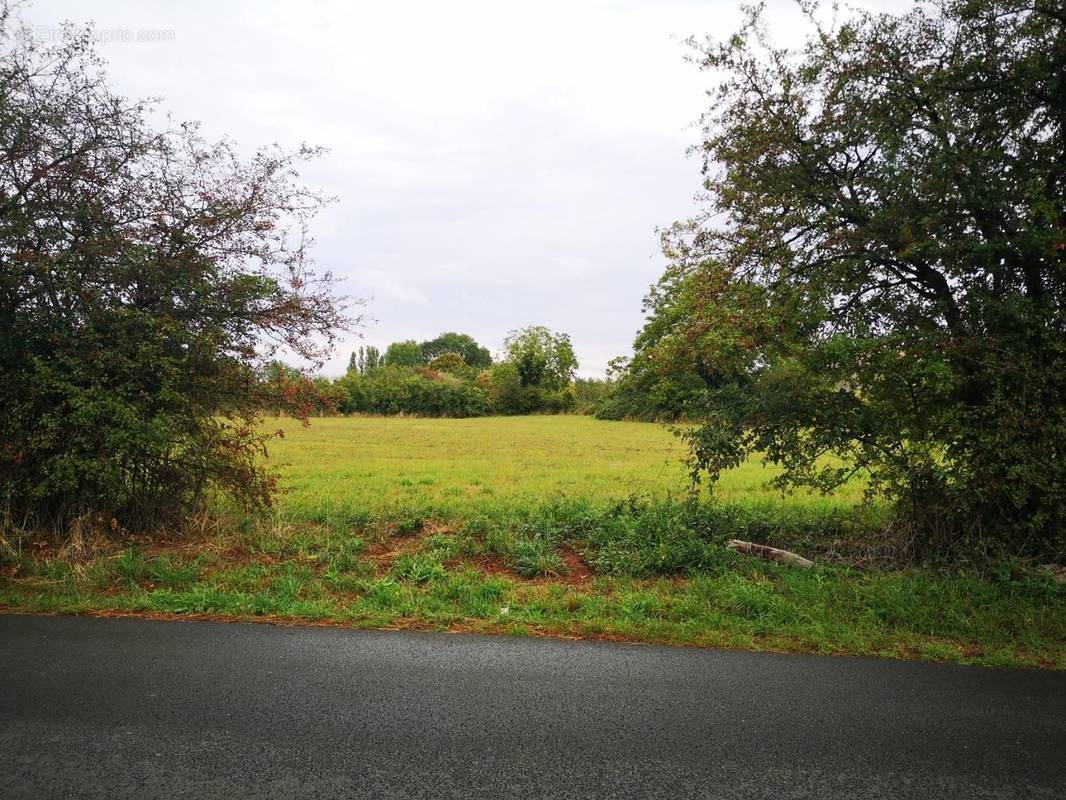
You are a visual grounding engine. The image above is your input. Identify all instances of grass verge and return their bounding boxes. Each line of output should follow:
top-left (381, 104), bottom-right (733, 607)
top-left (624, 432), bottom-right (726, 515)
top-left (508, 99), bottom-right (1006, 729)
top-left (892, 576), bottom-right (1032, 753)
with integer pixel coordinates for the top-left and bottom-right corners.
top-left (3, 496), bottom-right (1063, 669)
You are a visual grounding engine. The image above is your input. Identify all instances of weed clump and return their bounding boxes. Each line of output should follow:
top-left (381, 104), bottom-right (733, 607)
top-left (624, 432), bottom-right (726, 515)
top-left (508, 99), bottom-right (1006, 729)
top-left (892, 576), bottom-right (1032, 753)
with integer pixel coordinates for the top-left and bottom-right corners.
top-left (509, 538), bottom-right (566, 577)
top-left (393, 552), bottom-right (447, 583)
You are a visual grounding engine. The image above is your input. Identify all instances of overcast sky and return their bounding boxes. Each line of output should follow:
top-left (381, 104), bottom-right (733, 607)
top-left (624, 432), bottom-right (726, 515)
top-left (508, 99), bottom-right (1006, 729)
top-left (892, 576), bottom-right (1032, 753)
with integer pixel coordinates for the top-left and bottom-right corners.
top-left (24, 0), bottom-right (905, 377)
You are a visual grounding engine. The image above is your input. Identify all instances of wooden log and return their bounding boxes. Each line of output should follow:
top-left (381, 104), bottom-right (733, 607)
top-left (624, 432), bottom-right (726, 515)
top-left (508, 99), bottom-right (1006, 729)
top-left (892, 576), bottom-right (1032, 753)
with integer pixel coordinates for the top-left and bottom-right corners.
top-left (726, 539), bottom-right (814, 569)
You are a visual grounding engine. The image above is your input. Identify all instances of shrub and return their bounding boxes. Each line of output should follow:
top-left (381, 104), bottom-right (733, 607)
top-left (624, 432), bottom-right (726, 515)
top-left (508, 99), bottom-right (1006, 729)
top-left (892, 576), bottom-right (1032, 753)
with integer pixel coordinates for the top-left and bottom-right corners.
top-left (337, 367), bottom-right (488, 417)
top-left (427, 352), bottom-right (473, 378)
top-left (0, 19), bottom-right (350, 534)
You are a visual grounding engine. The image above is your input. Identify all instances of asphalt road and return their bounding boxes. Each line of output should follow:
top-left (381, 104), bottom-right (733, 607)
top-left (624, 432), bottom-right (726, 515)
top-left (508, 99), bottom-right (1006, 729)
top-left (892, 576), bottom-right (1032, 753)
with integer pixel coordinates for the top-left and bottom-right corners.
top-left (1, 615), bottom-right (1064, 799)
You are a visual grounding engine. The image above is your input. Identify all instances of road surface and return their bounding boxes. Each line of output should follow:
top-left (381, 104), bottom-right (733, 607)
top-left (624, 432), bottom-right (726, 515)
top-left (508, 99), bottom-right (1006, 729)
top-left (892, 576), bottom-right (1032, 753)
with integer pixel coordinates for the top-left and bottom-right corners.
top-left (1, 614), bottom-right (1064, 798)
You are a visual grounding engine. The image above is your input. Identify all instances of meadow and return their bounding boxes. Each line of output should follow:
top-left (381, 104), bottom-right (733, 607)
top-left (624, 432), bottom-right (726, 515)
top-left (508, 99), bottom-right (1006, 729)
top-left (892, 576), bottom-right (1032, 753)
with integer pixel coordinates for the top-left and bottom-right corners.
top-left (265, 415), bottom-right (864, 523)
top-left (3, 416), bottom-right (1063, 668)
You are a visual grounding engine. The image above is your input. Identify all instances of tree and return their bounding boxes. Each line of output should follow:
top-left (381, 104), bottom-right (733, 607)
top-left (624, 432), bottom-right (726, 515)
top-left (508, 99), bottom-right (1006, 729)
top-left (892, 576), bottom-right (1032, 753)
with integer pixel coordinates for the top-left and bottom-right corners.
top-left (0, 14), bottom-right (353, 534)
top-left (503, 326), bottom-right (578, 389)
top-left (657, 0), bottom-right (1065, 555)
top-left (337, 365), bottom-right (488, 417)
top-left (427, 351), bottom-right (469, 375)
top-left (383, 340), bottom-right (422, 367)
top-left (348, 345), bottom-right (382, 374)
top-left (595, 279), bottom-right (710, 422)
top-left (420, 332), bottom-right (492, 368)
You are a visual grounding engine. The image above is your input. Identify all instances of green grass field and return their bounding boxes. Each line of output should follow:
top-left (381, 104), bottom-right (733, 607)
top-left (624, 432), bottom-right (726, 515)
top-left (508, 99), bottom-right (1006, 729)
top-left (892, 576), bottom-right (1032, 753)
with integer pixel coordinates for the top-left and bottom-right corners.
top-left (3, 415), bottom-right (1063, 668)
top-left (266, 415), bottom-right (864, 523)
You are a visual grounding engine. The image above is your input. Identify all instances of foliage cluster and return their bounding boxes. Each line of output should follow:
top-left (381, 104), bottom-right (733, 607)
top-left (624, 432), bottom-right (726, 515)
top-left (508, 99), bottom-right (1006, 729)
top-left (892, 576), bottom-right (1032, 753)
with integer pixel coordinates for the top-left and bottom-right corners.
top-left (606, 0), bottom-right (1066, 557)
top-left (365, 332), bottom-right (493, 372)
top-left (502, 326), bottom-right (578, 390)
top-left (0, 16), bottom-right (350, 534)
top-left (337, 366), bottom-right (489, 417)
top-left (327, 327), bottom-right (581, 417)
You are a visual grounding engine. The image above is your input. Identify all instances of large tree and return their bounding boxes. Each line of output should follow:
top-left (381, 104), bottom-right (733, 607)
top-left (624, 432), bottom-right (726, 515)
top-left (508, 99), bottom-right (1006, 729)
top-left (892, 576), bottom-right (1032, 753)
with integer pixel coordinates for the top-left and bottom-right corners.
top-left (503, 326), bottom-right (578, 389)
top-left (383, 339), bottom-right (422, 367)
top-left (0, 14), bottom-right (353, 533)
top-left (419, 331), bottom-right (492, 368)
top-left (650, 0), bottom-right (1065, 555)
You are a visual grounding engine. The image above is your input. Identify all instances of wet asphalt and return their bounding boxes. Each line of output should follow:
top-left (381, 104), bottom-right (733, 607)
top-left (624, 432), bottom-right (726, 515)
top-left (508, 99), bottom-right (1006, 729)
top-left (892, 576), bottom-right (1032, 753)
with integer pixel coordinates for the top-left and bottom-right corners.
top-left (1, 613), bottom-right (1064, 799)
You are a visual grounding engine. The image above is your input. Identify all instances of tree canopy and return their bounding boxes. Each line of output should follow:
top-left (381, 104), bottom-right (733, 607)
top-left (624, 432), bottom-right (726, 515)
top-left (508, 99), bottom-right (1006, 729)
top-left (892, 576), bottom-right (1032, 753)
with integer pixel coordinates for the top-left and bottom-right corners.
top-left (348, 345), bottom-right (382, 374)
top-left (383, 340), bottom-right (422, 367)
top-left (0, 16), bottom-right (351, 532)
top-left (503, 326), bottom-right (578, 389)
top-left (420, 332), bottom-right (492, 368)
top-left (643, 0), bottom-right (1065, 555)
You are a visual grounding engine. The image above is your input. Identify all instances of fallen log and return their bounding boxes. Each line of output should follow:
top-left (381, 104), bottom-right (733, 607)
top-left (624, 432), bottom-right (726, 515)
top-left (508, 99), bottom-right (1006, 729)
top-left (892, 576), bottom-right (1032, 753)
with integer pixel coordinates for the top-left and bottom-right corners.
top-left (726, 539), bottom-right (814, 569)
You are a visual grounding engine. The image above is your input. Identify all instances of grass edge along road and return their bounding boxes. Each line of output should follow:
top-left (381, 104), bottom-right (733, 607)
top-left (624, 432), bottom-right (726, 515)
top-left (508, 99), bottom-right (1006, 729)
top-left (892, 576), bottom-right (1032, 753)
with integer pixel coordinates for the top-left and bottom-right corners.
top-left (2, 416), bottom-right (1064, 669)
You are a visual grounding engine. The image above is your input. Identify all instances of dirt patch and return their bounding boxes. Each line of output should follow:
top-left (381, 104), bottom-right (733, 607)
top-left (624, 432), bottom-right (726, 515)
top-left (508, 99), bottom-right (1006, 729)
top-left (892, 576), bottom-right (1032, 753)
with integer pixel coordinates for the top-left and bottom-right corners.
top-left (363, 536), bottom-right (422, 575)
top-left (416, 521), bottom-right (454, 537)
top-left (449, 546), bottom-right (593, 586)
top-left (212, 545), bottom-right (280, 568)
top-left (8, 526), bottom-right (231, 565)
top-left (363, 524), bottom-right (456, 575)
top-left (1039, 564), bottom-right (1066, 584)
top-left (557, 547), bottom-right (592, 586)
top-left (459, 552), bottom-right (518, 580)
top-left (0, 607), bottom-right (654, 649)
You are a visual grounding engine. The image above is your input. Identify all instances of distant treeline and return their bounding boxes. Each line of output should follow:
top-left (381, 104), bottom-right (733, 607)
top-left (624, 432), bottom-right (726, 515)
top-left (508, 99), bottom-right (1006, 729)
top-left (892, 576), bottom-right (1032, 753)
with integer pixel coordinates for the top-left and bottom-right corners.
top-left (266, 326), bottom-right (703, 421)
top-left (264, 327), bottom-right (611, 418)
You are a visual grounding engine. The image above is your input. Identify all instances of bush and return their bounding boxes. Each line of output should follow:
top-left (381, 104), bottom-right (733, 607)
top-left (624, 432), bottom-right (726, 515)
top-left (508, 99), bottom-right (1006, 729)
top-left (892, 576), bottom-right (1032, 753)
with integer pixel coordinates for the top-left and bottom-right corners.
top-left (476, 363), bottom-right (525, 414)
top-left (572, 378), bottom-right (613, 414)
top-left (472, 363), bottom-right (576, 415)
top-left (427, 352), bottom-right (471, 377)
top-left (0, 20), bottom-right (349, 535)
top-left (593, 362), bottom-right (706, 422)
top-left (337, 367), bottom-right (488, 417)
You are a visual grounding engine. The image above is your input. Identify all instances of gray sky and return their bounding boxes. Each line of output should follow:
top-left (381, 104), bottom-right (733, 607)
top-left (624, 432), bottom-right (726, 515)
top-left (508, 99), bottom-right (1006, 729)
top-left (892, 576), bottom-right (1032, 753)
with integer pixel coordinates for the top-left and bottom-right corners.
top-left (24, 0), bottom-right (905, 377)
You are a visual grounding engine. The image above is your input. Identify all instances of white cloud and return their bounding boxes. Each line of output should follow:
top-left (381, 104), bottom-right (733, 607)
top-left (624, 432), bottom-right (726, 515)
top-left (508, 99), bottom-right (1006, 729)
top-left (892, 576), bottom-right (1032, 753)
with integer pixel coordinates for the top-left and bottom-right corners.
top-left (23, 0), bottom-right (912, 377)
top-left (350, 267), bottom-right (430, 308)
